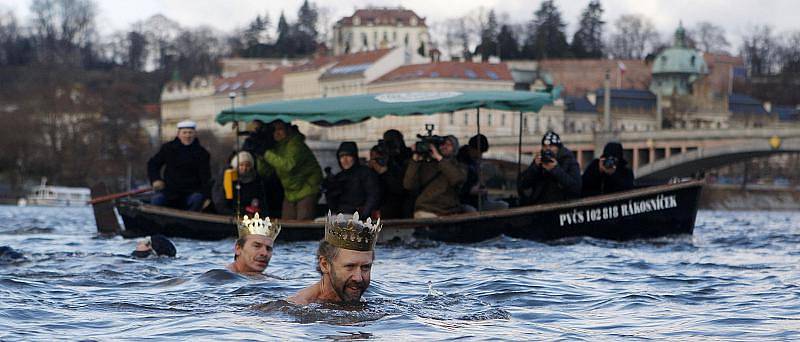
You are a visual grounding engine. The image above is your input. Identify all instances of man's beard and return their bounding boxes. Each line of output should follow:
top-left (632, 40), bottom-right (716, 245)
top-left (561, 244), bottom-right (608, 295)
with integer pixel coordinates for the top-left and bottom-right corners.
top-left (329, 268), bottom-right (368, 303)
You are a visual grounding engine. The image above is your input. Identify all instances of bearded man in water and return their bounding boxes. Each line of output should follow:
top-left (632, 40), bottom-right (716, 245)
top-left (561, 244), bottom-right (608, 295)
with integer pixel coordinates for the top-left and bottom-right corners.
top-left (288, 212), bottom-right (381, 304)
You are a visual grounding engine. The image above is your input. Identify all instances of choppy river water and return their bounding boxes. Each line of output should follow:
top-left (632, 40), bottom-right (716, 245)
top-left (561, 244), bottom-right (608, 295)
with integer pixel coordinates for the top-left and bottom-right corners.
top-left (1, 206), bottom-right (799, 340)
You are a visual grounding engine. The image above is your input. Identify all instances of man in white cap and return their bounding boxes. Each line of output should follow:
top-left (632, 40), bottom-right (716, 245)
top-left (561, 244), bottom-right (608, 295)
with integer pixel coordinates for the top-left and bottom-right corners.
top-left (147, 120), bottom-right (211, 211)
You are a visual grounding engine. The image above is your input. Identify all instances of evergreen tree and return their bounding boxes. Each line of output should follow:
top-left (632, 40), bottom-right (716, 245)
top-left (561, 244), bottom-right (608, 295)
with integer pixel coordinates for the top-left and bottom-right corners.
top-left (522, 0), bottom-right (569, 59)
top-left (496, 24), bottom-right (520, 60)
top-left (274, 12), bottom-right (293, 56)
top-left (474, 10), bottom-right (499, 62)
top-left (294, 0), bottom-right (318, 55)
top-left (571, 0), bottom-right (604, 58)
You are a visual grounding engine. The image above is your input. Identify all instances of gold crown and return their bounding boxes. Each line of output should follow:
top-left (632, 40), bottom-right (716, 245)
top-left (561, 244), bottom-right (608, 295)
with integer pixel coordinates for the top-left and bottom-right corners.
top-left (324, 211), bottom-right (382, 251)
top-left (237, 213), bottom-right (281, 240)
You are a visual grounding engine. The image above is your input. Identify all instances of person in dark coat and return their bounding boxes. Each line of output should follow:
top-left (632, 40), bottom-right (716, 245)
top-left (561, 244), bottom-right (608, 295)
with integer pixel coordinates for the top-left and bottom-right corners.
top-left (582, 142), bottom-right (634, 197)
top-left (368, 144), bottom-right (411, 219)
top-left (457, 134), bottom-right (509, 212)
top-left (212, 151), bottom-right (269, 217)
top-left (382, 129), bottom-right (413, 172)
top-left (324, 141), bottom-right (381, 218)
top-left (147, 120), bottom-right (211, 211)
top-left (518, 131), bottom-right (582, 205)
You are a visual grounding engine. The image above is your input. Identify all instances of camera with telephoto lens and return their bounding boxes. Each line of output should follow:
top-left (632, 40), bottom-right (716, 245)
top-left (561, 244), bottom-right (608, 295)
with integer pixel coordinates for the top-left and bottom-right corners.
top-left (415, 124), bottom-right (445, 161)
top-left (541, 149), bottom-right (556, 163)
top-left (602, 155), bottom-right (617, 169)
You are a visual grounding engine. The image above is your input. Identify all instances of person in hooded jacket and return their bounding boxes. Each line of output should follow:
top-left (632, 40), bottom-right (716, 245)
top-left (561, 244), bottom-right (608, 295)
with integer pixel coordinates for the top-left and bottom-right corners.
top-left (323, 141), bottom-right (381, 218)
top-left (263, 120), bottom-right (323, 220)
top-left (518, 131), bottom-right (582, 205)
top-left (212, 151), bottom-right (269, 217)
top-left (148, 120), bottom-right (211, 211)
top-left (581, 142), bottom-right (634, 197)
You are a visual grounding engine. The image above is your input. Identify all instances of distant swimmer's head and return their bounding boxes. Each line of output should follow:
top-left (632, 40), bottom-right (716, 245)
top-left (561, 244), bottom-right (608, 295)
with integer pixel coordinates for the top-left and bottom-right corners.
top-left (131, 235), bottom-right (176, 259)
top-left (0, 246), bottom-right (25, 263)
top-left (230, 213), bottom-right (281, 275)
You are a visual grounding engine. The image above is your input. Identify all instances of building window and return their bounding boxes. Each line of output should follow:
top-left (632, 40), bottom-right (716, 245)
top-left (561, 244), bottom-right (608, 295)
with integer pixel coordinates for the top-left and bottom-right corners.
top-left (488, 113), bottom-right (493, 126)
top-left (501, 114), bottom-right (506, 127)
top-left (449, 113), bottom-right (454, 125)
top-left (464, 112), bottom-right (469, 125)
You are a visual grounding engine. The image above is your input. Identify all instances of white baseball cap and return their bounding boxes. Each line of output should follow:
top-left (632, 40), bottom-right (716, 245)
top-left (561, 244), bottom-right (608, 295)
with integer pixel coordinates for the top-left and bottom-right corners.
top-left (177, 120), bottom-right (197, 129)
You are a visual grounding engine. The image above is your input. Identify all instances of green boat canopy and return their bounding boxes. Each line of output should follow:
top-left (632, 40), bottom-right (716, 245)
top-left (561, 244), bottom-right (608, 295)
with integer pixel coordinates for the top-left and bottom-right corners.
top-left (216, 90), bottom-right (558, 125)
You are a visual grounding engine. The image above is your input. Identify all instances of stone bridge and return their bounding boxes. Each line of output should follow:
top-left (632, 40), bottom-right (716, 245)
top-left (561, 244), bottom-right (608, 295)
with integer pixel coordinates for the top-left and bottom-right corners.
top-left (486, 127), bottom-right (800, 181)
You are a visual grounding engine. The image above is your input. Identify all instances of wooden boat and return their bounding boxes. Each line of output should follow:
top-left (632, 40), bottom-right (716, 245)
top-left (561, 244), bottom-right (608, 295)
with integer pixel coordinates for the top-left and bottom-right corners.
top-left (114, 180), bottom-right (703, 243)
top-left (97, 90), bottom-right (704, 243)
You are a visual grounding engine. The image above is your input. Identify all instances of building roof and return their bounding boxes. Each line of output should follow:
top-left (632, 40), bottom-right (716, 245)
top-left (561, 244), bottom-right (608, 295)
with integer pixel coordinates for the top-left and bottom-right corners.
top-left (337, 8), bottom-right (426, 27)
top-left (595, 88), bottom-right (656, 112)
top-left (652, 25), bottom-right (709, 75)
top-left (564, 96), bottom-right (597, 113)
top-left (320, 48), bottom-right (394, 80)
top-left (371, 61), bottom-right (512, 84)
top-left (213, 67), bottom-right (288, 94)
top-left (772, 105), bottom-right (799, 121)
top-left (729, 93), bottom-right (768, 115)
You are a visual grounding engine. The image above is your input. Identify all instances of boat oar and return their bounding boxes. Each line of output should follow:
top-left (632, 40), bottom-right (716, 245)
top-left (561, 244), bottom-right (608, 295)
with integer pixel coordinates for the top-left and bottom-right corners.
top-left (88, 187), bottom-right (152, 205)
top-left (89, 185), bottom-right (151, 236)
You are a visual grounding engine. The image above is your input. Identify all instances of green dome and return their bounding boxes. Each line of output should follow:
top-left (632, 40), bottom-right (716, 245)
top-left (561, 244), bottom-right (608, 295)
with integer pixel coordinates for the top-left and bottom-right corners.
top-left (652, 47), bottom-right (708, 75)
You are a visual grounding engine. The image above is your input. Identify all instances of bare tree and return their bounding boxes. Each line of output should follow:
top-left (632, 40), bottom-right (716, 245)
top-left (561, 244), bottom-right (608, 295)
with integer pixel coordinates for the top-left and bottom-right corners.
top-left (607, 14), bottom-right (660, 59)
top-left (28, 0), bottom-right (98, 64)
top-left (740, 25), bottom-right (779, 76)
top-left (777, 31), bottom-right (800, 73)
top-left (690, 21), bottom-right (729, 54)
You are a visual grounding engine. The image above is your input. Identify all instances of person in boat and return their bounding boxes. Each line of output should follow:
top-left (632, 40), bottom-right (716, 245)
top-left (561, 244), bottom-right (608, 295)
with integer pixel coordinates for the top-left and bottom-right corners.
top-left (131, 234), bottom-right (177, 258)
top-left (581, 142), bottom-right (634, 197)
top-left (323, 142), bottom-right (381, 219)
top-left (241, 120), bottom-right (284, 218)
top-left (457, 134), bottom-right (509, 212)
top-left (368, 143), bottom-right (411, 219)
top-left (288, 212), bottom-right (380, 305)
top-left (212, 151), bottom-right (268, 217)
top-left (147, 120), bottom-right (212, 211)
top-left (262, 120), bottom-right (323, 220)
top-left (403, 135), bottom-right (467, 218)
top-left (227, 213), bottom-right (281, 275)
top-left (518, 131), bottom-right (582, 205)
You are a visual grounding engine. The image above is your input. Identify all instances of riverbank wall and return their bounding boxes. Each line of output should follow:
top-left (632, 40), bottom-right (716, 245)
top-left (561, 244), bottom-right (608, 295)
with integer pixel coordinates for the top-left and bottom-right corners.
top-left (700, 184), bottom-right (800, 210)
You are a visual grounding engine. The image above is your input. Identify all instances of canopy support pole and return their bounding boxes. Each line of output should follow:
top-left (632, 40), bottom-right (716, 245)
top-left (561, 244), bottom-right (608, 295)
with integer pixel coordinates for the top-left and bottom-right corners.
top-left (517, 111), bottom-right (523, 176)
top-left (229, 93), bottom-right (241, 222)
top-left (476, 107), bottom-right (483, 212)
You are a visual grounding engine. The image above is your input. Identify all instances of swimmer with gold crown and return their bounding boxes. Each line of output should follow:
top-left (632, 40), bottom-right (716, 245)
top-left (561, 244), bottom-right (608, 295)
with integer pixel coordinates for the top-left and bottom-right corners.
top-left (227, 213), bottom-right (281, 276)
top-left (288, 211), bottom-right (381, 304)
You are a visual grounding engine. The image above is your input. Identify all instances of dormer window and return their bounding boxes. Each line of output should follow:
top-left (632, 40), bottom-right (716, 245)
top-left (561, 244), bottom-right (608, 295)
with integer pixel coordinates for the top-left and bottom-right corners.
top-left (410, 17), bottom-right (417, 26)
top-left (353, 16), bottom-right (360, 25)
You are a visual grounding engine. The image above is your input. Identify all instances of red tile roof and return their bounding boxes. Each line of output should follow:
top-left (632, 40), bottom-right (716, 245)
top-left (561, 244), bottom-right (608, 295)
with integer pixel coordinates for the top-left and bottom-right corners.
top-left (320, 49), bottom-right (395, 79)
top-left (372, 61), bottom-right (512, 84)
top-left (337, 8), bottom-right (426, 27)
top-left (213, 67), bottom-right (288, 94)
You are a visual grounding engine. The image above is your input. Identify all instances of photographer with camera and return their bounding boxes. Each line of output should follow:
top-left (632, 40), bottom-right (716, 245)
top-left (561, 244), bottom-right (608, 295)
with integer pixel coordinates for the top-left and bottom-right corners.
top-left (403, 127), bottom-right (466, 218)
top-left (323, 141), bottom-right (380, 219)
top-left (581, 142), bottom-right (634, 197)
top-left (368, 143), bottom-right (412, 219)
top-left (457, 134), bottom-right (509, 212)
top-left (518, 131), bottom-right (582, 205)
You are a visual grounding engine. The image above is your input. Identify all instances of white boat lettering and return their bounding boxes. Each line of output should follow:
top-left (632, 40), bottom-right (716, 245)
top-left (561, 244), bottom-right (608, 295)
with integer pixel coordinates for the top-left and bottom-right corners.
top-left (559, 194), bottom-right (678, 227)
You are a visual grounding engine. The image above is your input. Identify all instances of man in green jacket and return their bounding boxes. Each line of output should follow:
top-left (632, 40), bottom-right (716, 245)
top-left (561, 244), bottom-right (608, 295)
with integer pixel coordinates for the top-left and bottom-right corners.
top-left (263, 120), bottom-right (323, 220)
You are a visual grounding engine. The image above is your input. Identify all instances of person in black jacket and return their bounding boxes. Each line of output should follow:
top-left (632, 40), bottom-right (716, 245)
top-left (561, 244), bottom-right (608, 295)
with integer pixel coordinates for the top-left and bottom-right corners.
top-left (147, 120), bottom-right (211, 211)
top-left (368, 143), bottom-right (411, 219)
top-left (518, 131), bottom-right (582, 205)
top-left (324, 141), bottom-right (381, 218)
top-left (212, 151), bottom-right (269, 217)
top-left (582, 142), bottom-right (634, 197)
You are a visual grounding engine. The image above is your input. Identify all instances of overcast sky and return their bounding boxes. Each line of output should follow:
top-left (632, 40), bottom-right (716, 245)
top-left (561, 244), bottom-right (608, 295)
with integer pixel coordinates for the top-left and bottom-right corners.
top-left (2, 0), bottom-right (798, 52)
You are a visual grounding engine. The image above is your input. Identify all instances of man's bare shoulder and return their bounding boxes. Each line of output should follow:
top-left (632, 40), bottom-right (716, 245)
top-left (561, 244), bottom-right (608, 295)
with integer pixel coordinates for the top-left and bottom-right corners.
top-left (288, 283), bottom-right (319, 305)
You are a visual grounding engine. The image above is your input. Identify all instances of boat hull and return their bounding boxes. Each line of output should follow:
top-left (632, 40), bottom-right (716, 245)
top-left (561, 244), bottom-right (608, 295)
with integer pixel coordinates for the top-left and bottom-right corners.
top-left (116, 180), bottom-right (703, 243)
